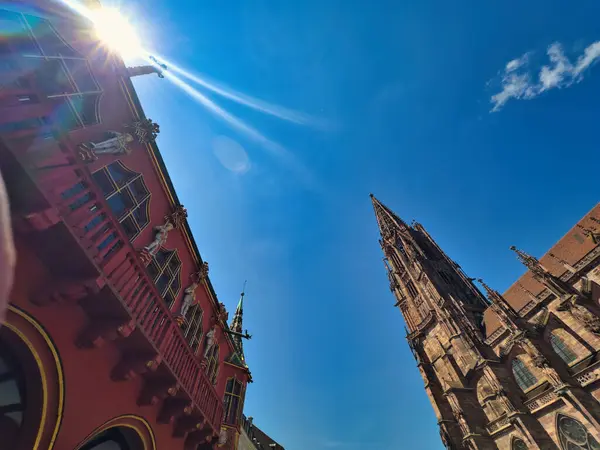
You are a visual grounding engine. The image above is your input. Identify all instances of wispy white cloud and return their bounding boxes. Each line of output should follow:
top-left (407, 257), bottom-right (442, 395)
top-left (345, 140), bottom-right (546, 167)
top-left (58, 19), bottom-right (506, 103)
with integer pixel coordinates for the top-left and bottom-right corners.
top-left (490, 40), bottom-right (600, 111)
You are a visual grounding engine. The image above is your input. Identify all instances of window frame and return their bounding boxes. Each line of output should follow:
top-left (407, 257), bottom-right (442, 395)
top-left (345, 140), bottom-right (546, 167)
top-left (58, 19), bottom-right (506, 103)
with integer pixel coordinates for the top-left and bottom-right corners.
top-left (223, 377), bottom-right (244, 426)
top-left (93, 162), bottom-right (151, 242)
top-left (0, 9), bottom-right (103, 127)
top-left (148, 249), bottom-right (182, 308)
top-left (183, 304), bottom-right (204, 353)
top-left (511, 358), bottom-right (539, 392)
top-left (206, 344), bottom-right (219, 385)
top-left (550, 331), bottom-right (578, 366)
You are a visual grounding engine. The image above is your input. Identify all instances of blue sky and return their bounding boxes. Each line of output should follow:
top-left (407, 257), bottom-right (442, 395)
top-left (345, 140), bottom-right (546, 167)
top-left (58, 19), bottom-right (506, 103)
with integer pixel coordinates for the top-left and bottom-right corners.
top-left (111, 0), bottom-right (599, 448)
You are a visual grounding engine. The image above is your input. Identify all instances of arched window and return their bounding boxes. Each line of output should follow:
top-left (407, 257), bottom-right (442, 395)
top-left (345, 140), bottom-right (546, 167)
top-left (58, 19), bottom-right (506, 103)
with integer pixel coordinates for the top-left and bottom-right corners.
top-left (93, 162), bottom-right (151, 242)
top-left (0, 10), bottom-right (102, 128)
top-left (146, 249), bottom-right (181, 308)
top-left (223, 378), bottom-right (244, 426)
top-left (557, 414), bottom-right (600, 450)
top-left (80, 427), bottom-right (144, 450)
top-left (512, 358), bottom-right (538, 391)
top-left (205, 344), bottom-right (219, 385)
top-left (183, 305), bottom-right (203, 353)
top-left (550, 331), bottom-right (578, 365)
top-left (512, 438), bottom-right (528, 450)
top-left (0, 346), bottom-right (25, 444)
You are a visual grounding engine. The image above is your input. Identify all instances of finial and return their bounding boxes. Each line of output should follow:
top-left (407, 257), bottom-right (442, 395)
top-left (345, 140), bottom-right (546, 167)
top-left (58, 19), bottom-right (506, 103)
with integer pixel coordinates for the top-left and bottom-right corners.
top-left (241, 280), bottom-right (247, 297)
top-left (510, 246), bottom-right (543, 273)
top-left (369, 193), bottom-right (374, 198)
top-left (476, 278), bottom-right (496, 299)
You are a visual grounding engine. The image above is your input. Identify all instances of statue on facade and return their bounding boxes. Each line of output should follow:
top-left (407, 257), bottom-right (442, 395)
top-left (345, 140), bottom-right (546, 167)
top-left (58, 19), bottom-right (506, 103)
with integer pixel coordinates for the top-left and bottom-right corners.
top-left (217, 302), bottom-right (229, 323)
top-left (144, 222), bottom-right (174, 257)
top-left (140, 206), bottom-right (187, 264)
top-left (77, 119), bottom-right (160, 163)
top-left (217, 428), bottom-right (228, 446)
top-left (203, 326), bottom-right (217, 359)
top-left (180, 282), bottom-right (198, 317)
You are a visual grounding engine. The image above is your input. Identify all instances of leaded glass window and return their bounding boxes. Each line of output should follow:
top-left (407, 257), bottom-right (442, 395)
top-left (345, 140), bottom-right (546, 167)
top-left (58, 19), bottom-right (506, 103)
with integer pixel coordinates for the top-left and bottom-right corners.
top-left (147, 249), bottom-right (181, 308)
top-left (223, 378), bottom-right (244, 426)
top-left (512, 358), bottom-right (538, 391)
top-left (92, 162), bottom-right (151, 242)
top-left (183, 305), bottom-right (203, 353)
top-left (0, 10), bottom-right (102, 128)
top-left (550, 332), bottom-right (578, 365)
top-left (206, 344), bottom-right (219, 385)
top-left (557, 414), bottom-right (600, 450)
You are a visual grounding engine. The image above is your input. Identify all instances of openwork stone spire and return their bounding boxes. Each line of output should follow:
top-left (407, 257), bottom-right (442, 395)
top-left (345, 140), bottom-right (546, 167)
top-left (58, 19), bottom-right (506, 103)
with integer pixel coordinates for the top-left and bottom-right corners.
top-left (370, 194), bottom-right (410, 241)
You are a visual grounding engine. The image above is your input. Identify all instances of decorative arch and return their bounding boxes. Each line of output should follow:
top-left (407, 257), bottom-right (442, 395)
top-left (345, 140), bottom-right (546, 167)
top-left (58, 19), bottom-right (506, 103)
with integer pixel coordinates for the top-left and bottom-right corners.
top-left (74, 415), bottom-right (156, 450)
top-left (1, 305), bottom-right (64, 450)
top-left (555, 413), bottom-right (600, 450)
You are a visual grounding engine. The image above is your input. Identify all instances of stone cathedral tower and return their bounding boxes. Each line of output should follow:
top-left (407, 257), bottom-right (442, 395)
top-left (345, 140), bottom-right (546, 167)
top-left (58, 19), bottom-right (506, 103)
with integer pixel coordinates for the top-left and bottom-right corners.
top-left (371, 196), bottom-right (600, 450)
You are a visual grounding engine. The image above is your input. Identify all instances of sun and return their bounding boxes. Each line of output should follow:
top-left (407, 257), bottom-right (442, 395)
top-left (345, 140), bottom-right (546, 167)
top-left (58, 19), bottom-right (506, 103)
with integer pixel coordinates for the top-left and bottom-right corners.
top-left (92, 7), bottom-right (142, 58)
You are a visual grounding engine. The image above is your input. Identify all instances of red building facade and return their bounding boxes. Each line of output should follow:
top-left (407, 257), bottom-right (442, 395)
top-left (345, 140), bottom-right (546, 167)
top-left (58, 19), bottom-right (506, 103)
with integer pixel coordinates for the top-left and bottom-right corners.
top-left (0, 1), bottom-right (251, 449)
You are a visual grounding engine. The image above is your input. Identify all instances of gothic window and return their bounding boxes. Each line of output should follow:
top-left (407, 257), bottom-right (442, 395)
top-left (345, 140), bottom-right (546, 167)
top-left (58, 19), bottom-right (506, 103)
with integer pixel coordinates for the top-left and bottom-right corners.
top-left (406, 280), bottom-right (418, 297)
top-left (0, 346), bottom-right (25, 436)
top-left (93, 162), bottom-right (151, 242)
top-left (550, 330), bottom-right (578, 365)
top-left (223, 378), bottom-right (244, 426)
top-left (183, 305), bottom-right (203, 353)
top-left (512, 358), bottom-right (538, 391)
top-left (556, 414), bottom-right (600, 450)
top-left (0, 10), bottom-right (102, 128)
top-left (205, 344), bottom-right (219, 385)
top-left (146, 249), bottom-right (182, 308)
top-left (512, 438), bottom-right (528, 450)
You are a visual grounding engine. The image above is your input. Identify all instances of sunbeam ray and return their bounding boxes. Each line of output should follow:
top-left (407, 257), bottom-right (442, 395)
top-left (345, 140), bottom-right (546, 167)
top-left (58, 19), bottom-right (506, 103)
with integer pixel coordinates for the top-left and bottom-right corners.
top-left (152, 56), bottom-right (328, 129)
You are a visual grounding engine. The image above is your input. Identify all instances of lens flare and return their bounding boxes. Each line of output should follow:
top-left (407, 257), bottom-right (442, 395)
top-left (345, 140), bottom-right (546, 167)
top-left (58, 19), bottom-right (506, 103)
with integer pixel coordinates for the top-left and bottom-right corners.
top-left (92, 7), bottom-right (142, 58)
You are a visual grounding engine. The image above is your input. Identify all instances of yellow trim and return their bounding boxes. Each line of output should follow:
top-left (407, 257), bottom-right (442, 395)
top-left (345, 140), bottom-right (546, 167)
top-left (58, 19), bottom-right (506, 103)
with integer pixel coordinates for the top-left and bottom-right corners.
top-left (74, 414), bottom-right (156, 450)
top-left (5, 305), bottom-right (65, 450)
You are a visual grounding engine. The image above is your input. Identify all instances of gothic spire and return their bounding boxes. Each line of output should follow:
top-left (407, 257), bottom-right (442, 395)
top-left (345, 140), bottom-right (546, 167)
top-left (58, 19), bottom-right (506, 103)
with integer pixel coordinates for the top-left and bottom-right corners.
top-left (230, 281), bottom-right (246, 337)
top-left (510, 246), bottom-right (573, 296)
top-left (477, 279), bottom-right (520, 330)
top-left (370, 194), bottom-right (410, 240)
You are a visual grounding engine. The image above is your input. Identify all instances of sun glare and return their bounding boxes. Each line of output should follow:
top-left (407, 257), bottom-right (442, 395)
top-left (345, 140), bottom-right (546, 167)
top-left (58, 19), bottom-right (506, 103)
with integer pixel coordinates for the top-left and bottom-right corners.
top-left (92, 8), bottom-right (142, 58)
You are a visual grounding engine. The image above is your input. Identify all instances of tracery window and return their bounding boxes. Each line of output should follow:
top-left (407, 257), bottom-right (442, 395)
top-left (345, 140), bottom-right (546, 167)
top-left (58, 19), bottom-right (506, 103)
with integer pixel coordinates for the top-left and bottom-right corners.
top-left (205, 344), bottom-right (219, 385)
top-left (556, 414), bottom-right (600, 450)
top-left (0, 346), bottom-right (25, 438)
top-left (550, 330), bottom-right (578, 365)
top-left (512, 438), bottom-right (528, 450)
top-left (0, 10), bottom-right (102, 128)
top-left (512, 358), bottom-right (538, 391)
top-left (93, 161), bottom-right (151, 242)
top-left (183, 305), bottom-right (203, 353)
top-left (223, 378), bottom-right (244, 426)
top-left (146, 249), bottom-right (181, 308)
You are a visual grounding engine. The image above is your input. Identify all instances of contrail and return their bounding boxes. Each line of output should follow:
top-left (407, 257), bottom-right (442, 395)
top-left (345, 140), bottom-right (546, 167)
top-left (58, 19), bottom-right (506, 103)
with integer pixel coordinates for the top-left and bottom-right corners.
top-left (152, 55), bottom-right (328, 129)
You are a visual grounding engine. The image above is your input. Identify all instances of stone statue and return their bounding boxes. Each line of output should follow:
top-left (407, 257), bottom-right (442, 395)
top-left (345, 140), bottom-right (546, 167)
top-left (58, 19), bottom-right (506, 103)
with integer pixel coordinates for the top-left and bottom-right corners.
top-left (79, 131), bottom-right (134, 157)
top-left (180, 282), bottom-right (198, 317)
top-left (77, 119), bottom-right (161, 163)
top-left (203, 326), bottom-right (216, 359)
top-left (218, 428), bottom-right (228, 446)
top-left (144, 222), bottom-right (174, 257)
